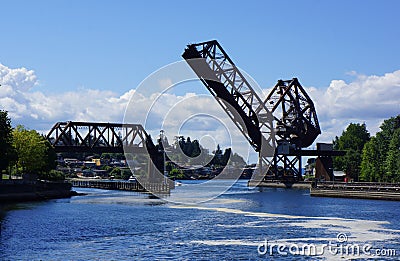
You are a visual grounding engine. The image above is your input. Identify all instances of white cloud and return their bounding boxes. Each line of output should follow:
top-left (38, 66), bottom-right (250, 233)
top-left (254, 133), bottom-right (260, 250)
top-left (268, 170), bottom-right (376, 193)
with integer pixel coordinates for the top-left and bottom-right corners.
top-left (1, 63), bottom-right (399, 162)
top-left (0, 64), bottom-right (37, 91)
top-left (307, 70), bottom-right (400, 142)
top-left (0, 64), bottom-right (131, 131)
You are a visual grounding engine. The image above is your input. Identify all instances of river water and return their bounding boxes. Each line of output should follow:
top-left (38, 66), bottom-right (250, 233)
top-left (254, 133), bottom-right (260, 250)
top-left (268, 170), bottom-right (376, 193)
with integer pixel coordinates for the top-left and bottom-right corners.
top-left (1, 180), bottom-right (399, 260)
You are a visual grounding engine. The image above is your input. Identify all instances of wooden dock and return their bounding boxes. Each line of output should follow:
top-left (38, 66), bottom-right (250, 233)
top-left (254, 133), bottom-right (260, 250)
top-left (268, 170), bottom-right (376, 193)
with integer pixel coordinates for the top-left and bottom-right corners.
top-left (70, 180), bottom-right (174, 193)
top-left (310, 181), bottom-right (400, 201)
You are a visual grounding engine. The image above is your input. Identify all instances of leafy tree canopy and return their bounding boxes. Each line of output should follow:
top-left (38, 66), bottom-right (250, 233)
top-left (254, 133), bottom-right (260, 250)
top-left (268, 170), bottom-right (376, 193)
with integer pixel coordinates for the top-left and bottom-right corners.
top-left (333, 123), bottom-right (370, 180)
top-left (359, 115), bottom-right (400, 182)
top-left (13, 125), bottom-right (56, 175)
top-left (0, 110), bottom-right (15, 173)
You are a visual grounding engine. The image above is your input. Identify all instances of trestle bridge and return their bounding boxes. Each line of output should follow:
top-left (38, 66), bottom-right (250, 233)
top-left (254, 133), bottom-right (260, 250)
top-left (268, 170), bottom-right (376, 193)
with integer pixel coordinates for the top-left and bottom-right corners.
top-left (46, 40), bottom-right (344, 188)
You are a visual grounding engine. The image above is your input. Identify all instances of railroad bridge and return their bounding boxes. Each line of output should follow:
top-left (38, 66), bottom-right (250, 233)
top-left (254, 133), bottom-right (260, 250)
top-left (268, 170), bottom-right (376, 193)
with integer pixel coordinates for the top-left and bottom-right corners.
top-left (46, 121), bottom-right (148, 154)
top-left (46, 121), bottom-right (172, 191)
top-left (46, 40), bottom-right (344, 184)
top-left (182, 40), bottom-right (344, 183)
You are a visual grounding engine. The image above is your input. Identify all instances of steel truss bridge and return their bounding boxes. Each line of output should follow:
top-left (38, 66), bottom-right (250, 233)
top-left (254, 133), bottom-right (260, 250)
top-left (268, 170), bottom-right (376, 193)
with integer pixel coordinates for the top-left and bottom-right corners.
top-left (46, 40), bottom-right (344, 183)
top-left (46, 121), bottom-right (149, 154)
top-left (182, 40), bottom-right (344, 182)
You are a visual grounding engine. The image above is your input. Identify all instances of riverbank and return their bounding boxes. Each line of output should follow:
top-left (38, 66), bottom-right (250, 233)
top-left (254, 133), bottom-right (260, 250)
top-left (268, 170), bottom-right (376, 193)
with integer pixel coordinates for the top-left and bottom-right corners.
top-left (248, 180), bottom-right (311, 189)
top-left (310, 181), bottom-right (400, 201)
top-left (310, 187), bottom-right (400, 201)
top-left (249, 180), bottom-right (400, 201)
top-left (0, 179), bottom-right (75, 203)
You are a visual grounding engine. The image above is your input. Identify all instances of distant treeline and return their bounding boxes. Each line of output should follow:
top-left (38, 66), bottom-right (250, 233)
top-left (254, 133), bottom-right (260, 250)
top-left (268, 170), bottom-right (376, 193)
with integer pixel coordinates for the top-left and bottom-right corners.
top-left (333, 114), bottom-right (400, 182)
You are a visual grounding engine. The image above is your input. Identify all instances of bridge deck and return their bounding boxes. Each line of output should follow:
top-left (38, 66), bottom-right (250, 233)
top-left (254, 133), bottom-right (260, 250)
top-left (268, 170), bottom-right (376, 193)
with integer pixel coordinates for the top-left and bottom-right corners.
top-left (71, 179), bottom-right (174, 193)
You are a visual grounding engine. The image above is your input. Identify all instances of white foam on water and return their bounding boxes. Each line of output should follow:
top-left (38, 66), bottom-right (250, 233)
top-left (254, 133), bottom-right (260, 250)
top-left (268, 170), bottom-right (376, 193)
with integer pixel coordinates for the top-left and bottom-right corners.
top-left (172, 204), bottom-right (400, 260)
top-left (170, 205), bottom-right (356, 220)
top-left (191, 239), bottom-right (258, 246)
top-left (216, 220), bottom-right (270, 228)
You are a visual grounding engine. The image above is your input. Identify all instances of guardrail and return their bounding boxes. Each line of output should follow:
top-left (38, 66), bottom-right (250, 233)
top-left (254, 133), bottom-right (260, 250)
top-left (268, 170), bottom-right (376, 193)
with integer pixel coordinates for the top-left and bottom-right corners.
top-left (70, 180), bottom-right (173, 193)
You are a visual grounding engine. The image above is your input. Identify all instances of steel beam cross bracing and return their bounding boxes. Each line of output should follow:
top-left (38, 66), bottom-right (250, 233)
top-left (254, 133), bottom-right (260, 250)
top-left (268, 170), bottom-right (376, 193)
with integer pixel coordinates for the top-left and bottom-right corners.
top-left (182, 40), bottom-right (276, 181)
top-left (46, 121), bottom-right (149, 154)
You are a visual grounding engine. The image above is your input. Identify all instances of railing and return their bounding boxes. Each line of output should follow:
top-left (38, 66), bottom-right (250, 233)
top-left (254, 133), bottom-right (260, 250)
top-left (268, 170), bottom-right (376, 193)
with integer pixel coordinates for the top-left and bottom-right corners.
top-left (70, 180), bottom-right (173, 193)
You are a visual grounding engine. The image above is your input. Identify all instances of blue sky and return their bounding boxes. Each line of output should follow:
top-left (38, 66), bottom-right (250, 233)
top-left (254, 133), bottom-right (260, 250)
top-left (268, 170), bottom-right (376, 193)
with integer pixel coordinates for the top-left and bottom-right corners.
top-left (1, 0), bottom-right (400, 162)
top-left (2, 0), bottom-right (399, 93)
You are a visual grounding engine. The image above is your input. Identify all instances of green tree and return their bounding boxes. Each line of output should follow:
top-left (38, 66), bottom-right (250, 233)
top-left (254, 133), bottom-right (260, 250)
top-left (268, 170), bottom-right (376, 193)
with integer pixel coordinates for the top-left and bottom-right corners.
top-left (221, 148), bottom-right (231, 166)
top-left (333, 123), bottom-right (370, 180)
top-left (169, 168), bottom-right (185, 180)
top-left (120, 168), bottom-right (132, 180)
top-left (184, 137), bottom-right (193, 156)
top-left (43, 138), bottom-right (57, 172)
top-left (191, 140), bottom-right (201, 157)
top-left (384, 128), bottom-right (400, 182)
top-left (110, 167), bottom-right (121, 178)
top-left (378, 115), bottom-right (400, 145)
top-left (13, 125), bottom-right (50, 175)
top-left (360, 137), bottom-right (380, 181)
top-left (360, 115), bottom-right (400, 182)
top-left (39, 169), bottom-right (65, 181)
top-left (0, 110), bottom-right (15, 176)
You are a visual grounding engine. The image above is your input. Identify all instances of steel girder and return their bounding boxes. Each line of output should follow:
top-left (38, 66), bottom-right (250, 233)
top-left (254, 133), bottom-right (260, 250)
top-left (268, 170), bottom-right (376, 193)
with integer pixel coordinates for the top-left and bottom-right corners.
top-left (46, 121), bottom-right (149, 153)
top-left (265, 78), bottom-right (321, 148)
top-left (182, 40), bottom-right (276, 181)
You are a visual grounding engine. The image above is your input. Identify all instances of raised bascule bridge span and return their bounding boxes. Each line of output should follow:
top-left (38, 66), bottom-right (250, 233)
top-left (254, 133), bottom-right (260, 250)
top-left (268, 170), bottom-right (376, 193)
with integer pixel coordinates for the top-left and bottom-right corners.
top-left (46, 40), bottom-right (344, 186)
top-left (182, 40), bottom-right (344, 185)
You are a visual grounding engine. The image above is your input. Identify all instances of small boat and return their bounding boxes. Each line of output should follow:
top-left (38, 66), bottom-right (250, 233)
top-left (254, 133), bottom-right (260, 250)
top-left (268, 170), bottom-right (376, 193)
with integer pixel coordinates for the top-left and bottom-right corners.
top-left (175, 181), bottom-right (183, 186)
